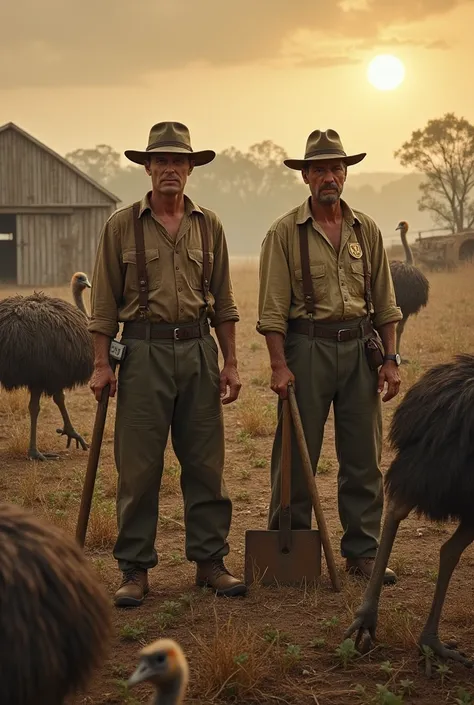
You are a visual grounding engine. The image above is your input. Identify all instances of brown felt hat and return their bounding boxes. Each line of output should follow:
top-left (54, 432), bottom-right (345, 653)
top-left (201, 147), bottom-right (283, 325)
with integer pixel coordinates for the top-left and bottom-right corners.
top-left (284, 128), bottom-right (366, 170)
top-left (124, 121), bottom-right (215, 167)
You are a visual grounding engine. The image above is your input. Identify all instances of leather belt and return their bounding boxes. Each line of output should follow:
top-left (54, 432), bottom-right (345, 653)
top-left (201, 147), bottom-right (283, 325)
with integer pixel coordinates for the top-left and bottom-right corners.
top-left (122, 320), bottom-right (210, 341)
top-left (288, 318), bottom-right (373, 341)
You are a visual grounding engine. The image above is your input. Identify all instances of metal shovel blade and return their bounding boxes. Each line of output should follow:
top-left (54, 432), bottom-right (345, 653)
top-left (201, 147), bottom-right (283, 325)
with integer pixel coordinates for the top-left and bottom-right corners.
top-left (244, 528), bottom-right (321, 586)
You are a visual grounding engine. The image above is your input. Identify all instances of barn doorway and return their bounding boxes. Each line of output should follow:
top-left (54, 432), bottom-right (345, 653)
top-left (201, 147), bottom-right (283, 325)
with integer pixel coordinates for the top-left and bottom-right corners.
top-left (0, 214), bottom-right (17, 284)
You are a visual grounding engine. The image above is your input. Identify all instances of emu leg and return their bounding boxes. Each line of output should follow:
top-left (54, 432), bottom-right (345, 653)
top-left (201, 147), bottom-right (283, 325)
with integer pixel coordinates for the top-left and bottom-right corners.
top-left (53, 390), bottom-right (89, 451)
top-left (419, 522), bottom-right (474, 671)
top-left (344, 500), bottom-right (411, 651)
top-left (396, 316), bottom-right (409, 363)
top-left (28, 389), bottom-right (60, 461)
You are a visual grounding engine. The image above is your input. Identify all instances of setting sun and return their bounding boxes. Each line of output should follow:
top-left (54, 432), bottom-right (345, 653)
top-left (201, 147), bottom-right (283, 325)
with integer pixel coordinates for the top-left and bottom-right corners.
top-left (367, 54), bottom-right (406, 91)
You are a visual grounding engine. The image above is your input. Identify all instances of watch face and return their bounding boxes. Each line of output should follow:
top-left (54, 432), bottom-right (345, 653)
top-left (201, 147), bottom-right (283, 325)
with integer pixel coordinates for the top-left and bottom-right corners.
top-left (395, 353), bottom-right (401, 365)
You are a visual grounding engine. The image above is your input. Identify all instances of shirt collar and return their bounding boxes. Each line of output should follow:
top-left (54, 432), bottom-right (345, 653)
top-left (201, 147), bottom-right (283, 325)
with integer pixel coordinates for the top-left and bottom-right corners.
top-left (138, 192), bottom-right (203, 218)
top-left (295, 196), bottom-right (361, 228)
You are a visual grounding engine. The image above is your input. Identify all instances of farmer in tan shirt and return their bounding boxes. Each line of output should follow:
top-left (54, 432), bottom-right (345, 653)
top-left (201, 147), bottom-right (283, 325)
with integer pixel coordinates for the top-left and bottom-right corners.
top-left (88, 121), bottom-right (247, 606)
top-left (258, 129), bottom-right (403, 584)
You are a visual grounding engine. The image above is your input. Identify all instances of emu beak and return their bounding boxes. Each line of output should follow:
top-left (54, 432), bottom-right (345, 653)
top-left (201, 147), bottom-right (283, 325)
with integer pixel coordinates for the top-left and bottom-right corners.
top-left (395, 224), bottom-right (402, 231)
top-left (127, 661), bottom-right (154, 688)
top-left (85, 278), bottom-right (92, 288)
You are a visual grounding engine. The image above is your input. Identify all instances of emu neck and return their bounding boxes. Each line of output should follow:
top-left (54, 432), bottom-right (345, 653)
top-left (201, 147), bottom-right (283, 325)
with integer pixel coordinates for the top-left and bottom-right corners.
top-left (152, 680), bottom-right (186, 705)
top-left (400, 229), bottom-right (413, 265)
top-left (72, 286), bottom-right (88, 317)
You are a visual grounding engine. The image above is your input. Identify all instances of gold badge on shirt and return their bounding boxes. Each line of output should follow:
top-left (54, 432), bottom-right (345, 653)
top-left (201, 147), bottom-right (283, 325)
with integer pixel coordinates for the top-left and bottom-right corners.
top-left (349, 242), bottom-right (363, 259)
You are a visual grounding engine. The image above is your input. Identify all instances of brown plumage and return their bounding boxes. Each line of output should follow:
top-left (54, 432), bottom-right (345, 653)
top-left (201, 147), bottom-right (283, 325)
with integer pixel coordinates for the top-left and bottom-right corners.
top-left (0, 273), bottom-right (94, 460)
top-left (390, 221), bottom-right (430, 361)
top-left (128, 639), bottom-right (190, 704)
top-left (0, 502), bottom-right (111, 705)
top-left (345, 354), bottom-right (474, 669)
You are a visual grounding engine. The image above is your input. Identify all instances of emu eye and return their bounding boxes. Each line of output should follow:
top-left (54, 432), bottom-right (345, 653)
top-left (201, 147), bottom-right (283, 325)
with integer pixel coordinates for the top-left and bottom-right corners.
top-left (155, 652), bottom-right (167, 664)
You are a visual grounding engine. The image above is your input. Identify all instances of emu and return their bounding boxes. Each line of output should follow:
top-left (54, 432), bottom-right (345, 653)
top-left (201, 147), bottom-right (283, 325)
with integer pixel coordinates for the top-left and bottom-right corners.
top-left (0, 502), bottom-right (111, 704)
top-left (0, 272), bottom-right (94, 460)
top-left (390, 221), bottom-right (429, 362)
top-left (345, 354), bottom-right (474, 669)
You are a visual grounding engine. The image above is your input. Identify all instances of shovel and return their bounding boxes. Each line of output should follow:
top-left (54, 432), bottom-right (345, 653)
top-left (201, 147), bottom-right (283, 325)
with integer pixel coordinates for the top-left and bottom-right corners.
top-left (287, 384), bottom-right (341, 592)
top-left (244, 397), bottom-right (322, 586)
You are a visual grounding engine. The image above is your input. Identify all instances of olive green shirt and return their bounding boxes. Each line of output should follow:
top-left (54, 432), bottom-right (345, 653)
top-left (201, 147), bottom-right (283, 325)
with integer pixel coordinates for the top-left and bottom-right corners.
top-left (257, 198), bottom-right (402, 336)
top-left (88, 193), bottom-right (239, 338)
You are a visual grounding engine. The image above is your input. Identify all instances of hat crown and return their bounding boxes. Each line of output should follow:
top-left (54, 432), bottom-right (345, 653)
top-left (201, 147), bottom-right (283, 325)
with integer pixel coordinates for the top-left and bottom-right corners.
top-left (304, 129), bottom-right (347, 160)
top-left (146, 121), bottom-right (193, 152)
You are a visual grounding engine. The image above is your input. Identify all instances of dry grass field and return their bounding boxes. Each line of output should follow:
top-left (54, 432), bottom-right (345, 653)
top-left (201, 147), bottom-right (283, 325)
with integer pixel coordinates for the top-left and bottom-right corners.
top-left (1, 258), bottom-right (474, 704)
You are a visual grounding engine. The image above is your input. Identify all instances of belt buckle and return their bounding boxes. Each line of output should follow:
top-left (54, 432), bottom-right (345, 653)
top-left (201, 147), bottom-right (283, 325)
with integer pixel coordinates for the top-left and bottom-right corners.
top-left (173, 327), bottom-right (180, 340)
top-left (336, 328), bottom-right (350, 342)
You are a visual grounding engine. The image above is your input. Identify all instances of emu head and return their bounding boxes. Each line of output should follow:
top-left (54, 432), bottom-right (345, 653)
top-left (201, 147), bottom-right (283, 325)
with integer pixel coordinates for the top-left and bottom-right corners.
top-left (395, 221), bottom-right (409, 233)
top-left (71, 272), bottom-right (92, 291)
top-left (128, 638), bottom-right (189, 701)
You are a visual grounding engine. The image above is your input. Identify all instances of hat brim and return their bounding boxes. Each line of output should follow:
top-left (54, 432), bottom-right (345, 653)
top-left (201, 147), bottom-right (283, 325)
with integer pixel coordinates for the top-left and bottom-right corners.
top-left (284, 152), bottom-right (366, 170)
top-left (124, 146), bottom-right (216, 167)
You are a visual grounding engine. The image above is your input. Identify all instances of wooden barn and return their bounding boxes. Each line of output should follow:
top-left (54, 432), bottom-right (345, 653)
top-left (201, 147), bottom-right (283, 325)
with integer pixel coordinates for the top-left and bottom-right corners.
top-left (0, 122), bottom-right (120, 286)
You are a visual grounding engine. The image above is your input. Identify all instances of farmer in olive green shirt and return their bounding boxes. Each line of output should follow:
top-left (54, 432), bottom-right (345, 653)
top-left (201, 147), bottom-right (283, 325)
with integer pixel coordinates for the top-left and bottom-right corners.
top-left (257, 129), bottom-right (403, 584)
top-left (88, 121), bottom-right (247, 606)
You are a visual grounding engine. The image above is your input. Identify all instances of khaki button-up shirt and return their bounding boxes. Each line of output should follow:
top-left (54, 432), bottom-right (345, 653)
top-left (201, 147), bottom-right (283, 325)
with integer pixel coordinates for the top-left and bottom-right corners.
top-left (88, 193), bottom-right (239, 338)
top-left (257, 198), bottom-right (402, 336)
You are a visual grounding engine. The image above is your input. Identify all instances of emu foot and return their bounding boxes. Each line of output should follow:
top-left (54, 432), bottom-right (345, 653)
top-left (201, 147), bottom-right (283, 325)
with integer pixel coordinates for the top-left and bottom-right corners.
top-left (28, 448), bottom-right (60, 461)
top-left (56, 427), bottom-right (89, 451)
top-left (420, 633), bottom-right (473, 675)
top-left (344, 602), bottom-right (378, 653)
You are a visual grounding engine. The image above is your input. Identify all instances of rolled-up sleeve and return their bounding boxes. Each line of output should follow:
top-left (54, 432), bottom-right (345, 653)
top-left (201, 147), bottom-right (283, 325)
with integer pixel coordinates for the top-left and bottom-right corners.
top-left (257, 227), bottom-right (291, 336)
top-left (88, 216), bottom-right (124, 338)
top-left (208, 216), bottom-right (239, 327)
top-left (370, 226), bottom-right (403, 329)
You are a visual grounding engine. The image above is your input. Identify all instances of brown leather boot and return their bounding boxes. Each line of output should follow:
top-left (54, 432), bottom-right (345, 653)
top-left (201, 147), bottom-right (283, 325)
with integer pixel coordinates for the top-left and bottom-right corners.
top-left (114, 568), bottom-right (149, 607)
top-left (345, 557), bottom-right (397, 585)
top-left (196, 559), bottom-right (247, 597)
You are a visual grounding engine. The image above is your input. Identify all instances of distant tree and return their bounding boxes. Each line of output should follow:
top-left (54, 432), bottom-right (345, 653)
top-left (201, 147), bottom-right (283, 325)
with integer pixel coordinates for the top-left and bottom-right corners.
top-left (65, 144), bottom-right (122, 186)
top-left (394, 113), bottom-right (474, 232)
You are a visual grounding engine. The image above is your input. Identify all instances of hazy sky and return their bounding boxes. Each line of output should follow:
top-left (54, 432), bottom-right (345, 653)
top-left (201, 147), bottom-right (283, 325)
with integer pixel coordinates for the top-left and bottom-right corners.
top-left (1, 0), bottom-right (473, 174)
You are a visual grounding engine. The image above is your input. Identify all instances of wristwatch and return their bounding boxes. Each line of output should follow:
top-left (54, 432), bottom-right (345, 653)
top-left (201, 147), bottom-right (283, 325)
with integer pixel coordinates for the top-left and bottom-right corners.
top-left (384, 353), bottom-right (401, 366)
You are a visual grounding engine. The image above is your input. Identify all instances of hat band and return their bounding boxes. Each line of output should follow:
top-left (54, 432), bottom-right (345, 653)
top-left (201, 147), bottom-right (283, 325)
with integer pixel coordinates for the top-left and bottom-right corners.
top-left (304, 147), bottom-right (347, 159)
top-left (146, 140), bottom-right (192, 152)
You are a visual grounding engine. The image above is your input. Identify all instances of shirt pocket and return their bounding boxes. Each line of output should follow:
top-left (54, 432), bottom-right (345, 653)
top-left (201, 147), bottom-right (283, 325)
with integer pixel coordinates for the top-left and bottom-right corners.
top-left (347, 260), bottom-right (365, 297)
top-left (122, 248), bottom-right (161, 292)
top-left (186, 248), bottom-right (214, 290)
top-left (294, 262), bottom-right (327, 300)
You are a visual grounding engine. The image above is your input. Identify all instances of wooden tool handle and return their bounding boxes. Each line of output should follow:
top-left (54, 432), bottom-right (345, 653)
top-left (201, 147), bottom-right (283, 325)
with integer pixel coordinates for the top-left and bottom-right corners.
top-left (75, 362), bottom-right (117, 548)
top-left (280, 399), bottom-right (292, 511)
top-left (287, 384), bottom-right (341, 592)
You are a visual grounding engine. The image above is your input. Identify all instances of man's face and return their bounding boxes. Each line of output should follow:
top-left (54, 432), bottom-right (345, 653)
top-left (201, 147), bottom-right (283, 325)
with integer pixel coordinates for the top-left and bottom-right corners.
top-left (302, 159), bottom-right (347, 205)
top-left (145, 153), bottom-right (194, 195)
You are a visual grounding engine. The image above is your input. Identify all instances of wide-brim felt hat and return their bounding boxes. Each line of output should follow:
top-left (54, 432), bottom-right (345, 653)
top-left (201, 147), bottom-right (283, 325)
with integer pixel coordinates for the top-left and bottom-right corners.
top-left (124, 121), bottom-right (216, 167)
top-left (284, 128), bottom-right (366, 170)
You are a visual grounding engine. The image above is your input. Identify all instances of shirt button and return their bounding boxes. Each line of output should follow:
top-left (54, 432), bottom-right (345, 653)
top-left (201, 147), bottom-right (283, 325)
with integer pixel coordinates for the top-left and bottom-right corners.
top-left (176, 266), bottom-right (179, 270)
top-left (178, 287), bottom-right (182, 292)
top-left (180, 307), bottom-right (184, 312)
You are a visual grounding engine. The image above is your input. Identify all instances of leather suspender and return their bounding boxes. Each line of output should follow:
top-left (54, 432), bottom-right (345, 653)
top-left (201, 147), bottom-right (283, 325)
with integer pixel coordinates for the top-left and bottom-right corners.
top-left (131, 201), bottom-right (211, 317)
top-left (353, 221), bottom-right (373, 319)
top-left (199, 213), bottom-right (211, 305)
top-left (132, 201), bottom-right (149, 319)
top-left (297, 219), bottom-right (372, 319)
top-left (298, 223), bottom-right (315, 316)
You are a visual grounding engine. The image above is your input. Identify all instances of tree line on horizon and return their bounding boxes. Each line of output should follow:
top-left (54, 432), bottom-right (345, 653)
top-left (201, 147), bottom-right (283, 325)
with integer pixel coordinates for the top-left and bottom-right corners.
top-left (66, 113), bottom-right (474, 256)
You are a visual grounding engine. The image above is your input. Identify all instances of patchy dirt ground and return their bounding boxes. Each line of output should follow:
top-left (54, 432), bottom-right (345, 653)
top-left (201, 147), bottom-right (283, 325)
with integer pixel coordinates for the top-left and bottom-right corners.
top-left (1, 259), bottom-right (474, 705)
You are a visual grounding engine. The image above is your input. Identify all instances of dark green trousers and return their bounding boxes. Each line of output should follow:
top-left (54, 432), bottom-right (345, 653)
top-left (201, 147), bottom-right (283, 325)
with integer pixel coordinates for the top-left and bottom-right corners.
top-left (268, 317), bottom-right (383, 559)
top-left (113, 332), bottom-right (232, 572)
